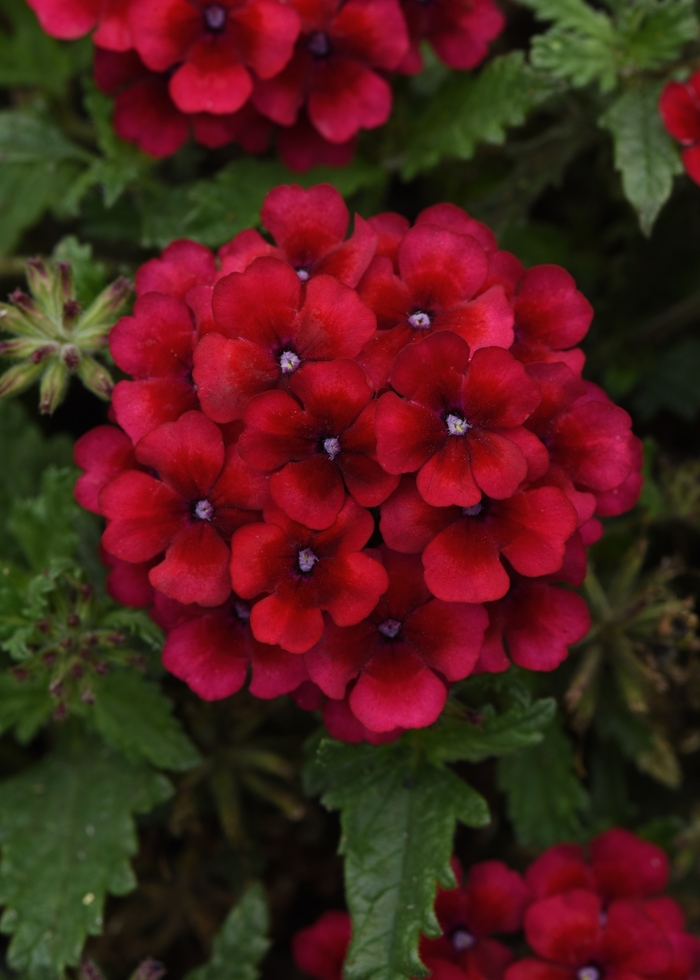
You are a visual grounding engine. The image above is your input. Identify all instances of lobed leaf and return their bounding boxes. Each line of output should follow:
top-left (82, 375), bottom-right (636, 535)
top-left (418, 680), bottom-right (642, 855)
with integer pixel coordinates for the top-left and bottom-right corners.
top-left (314, 740), bottom-right (488, 980)
top-left (401, 52), bottom-right (560, 179)
top-left (0, 736), bottom-right (172, 979)
top-left (0, 672), bottom-right (53, 743)
top-left (186, 883), bottom-right (271, 980)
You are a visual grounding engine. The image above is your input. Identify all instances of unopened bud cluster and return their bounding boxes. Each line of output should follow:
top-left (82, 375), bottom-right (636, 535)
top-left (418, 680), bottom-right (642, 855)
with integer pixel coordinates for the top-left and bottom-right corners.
top-left (0, 257), bottom-right (130, 414)
top-left (9, 563), bottom-right (145, 718)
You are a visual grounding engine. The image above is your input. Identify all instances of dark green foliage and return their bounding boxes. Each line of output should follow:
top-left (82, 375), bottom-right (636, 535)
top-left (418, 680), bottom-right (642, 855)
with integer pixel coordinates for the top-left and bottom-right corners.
top-left (186, 885), bottom-right (270, 980)
top-left (0, 735), bottom-right (171, 980)
top-left (497, 715), bottom-right (590, 849)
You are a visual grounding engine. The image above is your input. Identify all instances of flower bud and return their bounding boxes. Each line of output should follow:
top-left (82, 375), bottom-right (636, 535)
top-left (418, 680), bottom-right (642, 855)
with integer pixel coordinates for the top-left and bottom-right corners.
top-left (78, 356), bottom-right (114, 400)
top-left (39, 360), bottom-right (69, 415)
top-left (0, 361), bottom-right (44, 398)
top-left (77, 276), bottom-right (132, 344)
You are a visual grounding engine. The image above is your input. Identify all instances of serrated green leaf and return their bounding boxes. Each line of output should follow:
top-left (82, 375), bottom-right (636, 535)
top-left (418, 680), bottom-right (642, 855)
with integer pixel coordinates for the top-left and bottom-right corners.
top-left (401, 53), bottom-right (560, 179)
top-left (520, 0), bottom-right (616, 39)
top-left (617, 0), bottom-right (698, 70)
top-left (0, 673), bottom-right (53, 743)
top-left (600, 80), bottom-right (682, 235)
top-left (315, 740), bottom-right (488, 980)
top-left (7, 467), bottom-right (81, 570)
top-left (187, 884), bottom-right (270, 980)
top-left (0, 736), bottom-right (172, 980)
top-left (89, 671), bottom-right (200, 772)
top-left (52, 237), bottom-right (108, 306)
top-left (531, 26), bottom-right (618, 90)
top-left (497, 715), bottom-right (589, 849)
top-left (415, 697), bottom-right (556, 764)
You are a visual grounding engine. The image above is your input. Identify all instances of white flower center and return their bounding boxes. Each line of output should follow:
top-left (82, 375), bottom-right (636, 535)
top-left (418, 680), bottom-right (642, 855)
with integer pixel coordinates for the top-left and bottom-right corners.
top-left (323, 436), bottom-right (341, 460)
top-left (195, 499), bottom-right (214, 521)
top-left (279, 350), bottom-right (300, 374)
top-left (462, 503), bottom-right (482, 517)
top-left (446, 413), bottom-right (469, 436)
top-left (408, 310), bottom-right (431, 329)
top-left (577, 969), bottom-right (601, 980)
top-left (296, 268), bottom-right (310, 281)
top-left (451, 929), bottom-right (475, 951)
top-left (378, 618), bottom-right (401, 638)
top-left (234, 601), bottom-right (250, 621)
top-left (298, 548), bottom-right (318, 573)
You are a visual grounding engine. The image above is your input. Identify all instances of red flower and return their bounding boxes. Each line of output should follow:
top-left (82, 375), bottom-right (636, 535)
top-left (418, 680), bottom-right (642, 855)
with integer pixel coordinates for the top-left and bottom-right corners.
top-left (304, 549), bottom-right (487, 731)
top-left (101, 549), bottom-right (158, 608)
top-left (161, 594), bottom-right (308, 700)
top-left (27, 0), bottom-right (132, 47)
top-left (420, 859), bottom-right (530, 980)
top-left (357, 225), bottom-right (514, 390)
top-left (109, 293), bottom-right (202, 442)
top-left (398, 0), bottom-right (504, 73)
top-left (506, 890), bottom-right (673, 980)
top-left (74, 424), bottom-right (137, 514)
top-left (230, 498), bottom-right (388, 653)
top-left (238, 358), bottom-right (398, 530)
top-left (643, 898), bottom-right (700, 980)
top-left (525, 364), bottom-right (637, 499)
top-left (276, 112), bottom-right (357, 172)
top-left (101, 411), bottom-right (269, 606)
top-left (375, 331), bottom-right (543, 508)
top-left (218, 183), bottom-right (377, 287)
top-left (293, 910), bottom-right (351, 980)
top-left (321, 694), bottom-right (404, 744)
top-left (130, 0), bottom-right (300, 115)
top-left (194, 257), bottom-right (376, 422)
top-left (134, 239), bottom-right (217, 299)
top-left (659, 73), bottom-right (700, 185)
top-left (380, 476), bottom-right (577, 603)
top-left (525, 830), bottom-right (669, 905)
top-left (511, 266), bottom-right (593, 375)
top-left (252, 0), bottom-right (409, 143)
top-left (477, 579), bottom-right (590, 673)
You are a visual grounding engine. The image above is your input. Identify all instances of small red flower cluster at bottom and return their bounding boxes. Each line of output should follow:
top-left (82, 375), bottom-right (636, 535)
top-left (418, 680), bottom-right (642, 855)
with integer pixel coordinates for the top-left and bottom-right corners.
top-left (74, 183), bottom-right (643, 741)
top-left (292, 829), bottom-right (700, 980)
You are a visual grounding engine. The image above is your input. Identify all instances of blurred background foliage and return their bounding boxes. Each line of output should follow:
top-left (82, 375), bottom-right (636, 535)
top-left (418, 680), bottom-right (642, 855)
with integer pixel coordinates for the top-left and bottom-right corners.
top-left (2, 0), bottom-right (700, 976)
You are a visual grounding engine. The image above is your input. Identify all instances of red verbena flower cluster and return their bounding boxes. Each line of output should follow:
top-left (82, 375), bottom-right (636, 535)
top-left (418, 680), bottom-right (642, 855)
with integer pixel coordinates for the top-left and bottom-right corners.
top-left (292, 829), bottom-right (700, 980)
top-left (27, 0), bottom-right (504, 167)
top-left (660, 72), bottom-right (700, 186)
top-left (74, 183), bottom-right (643, 738)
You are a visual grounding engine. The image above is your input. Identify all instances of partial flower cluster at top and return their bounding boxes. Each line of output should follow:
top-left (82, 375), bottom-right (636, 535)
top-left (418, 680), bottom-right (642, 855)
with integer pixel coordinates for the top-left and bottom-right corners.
top-left (293, 829), bottom-right (700, 980)
top-left (73, 183), bottom-right (643, 741)
top-left (27, 0), bottom-right (504, 169)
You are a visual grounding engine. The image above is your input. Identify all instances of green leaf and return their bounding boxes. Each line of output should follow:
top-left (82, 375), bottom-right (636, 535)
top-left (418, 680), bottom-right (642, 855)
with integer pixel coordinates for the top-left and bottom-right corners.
top-left (0, 736), bottom-right (172, 980)
top-left (530, 25), bottom-right (618, 90)
top-left (616, 0), bottom-right (698, 72)
top-left (415, 697), bottom-right (556, 764)
top-left (0, 0), bottom-right (90, 95)
top-left (7, 467), bottom-right (81, 569)
top-left (88, 671), bottom-right (201, 772)
top-left (401, 53), bottom-right (560, 179)
top-left (0, 672), bottom-right (53, 743)
top-left (498, 715), bottom-right (589, 849)
top-left (186, 884), bottom-right (270, 980)
top-left (520, 0), bottom-right (617, 38)
top-left (600, 80), bottom-right (683, 235)
top-left (0, 112), bottom-right (89, 254)
top-left (314, 740), bottom-right (488, 980)
top-left (0, 400), bottom-right (72, 560)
